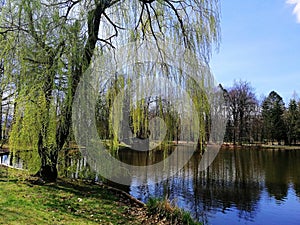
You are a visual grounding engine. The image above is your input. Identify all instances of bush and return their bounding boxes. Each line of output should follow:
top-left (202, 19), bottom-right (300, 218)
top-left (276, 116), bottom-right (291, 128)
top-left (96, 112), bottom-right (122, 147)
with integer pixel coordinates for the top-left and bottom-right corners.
top-left (147, 197), bottom-right (202, 225)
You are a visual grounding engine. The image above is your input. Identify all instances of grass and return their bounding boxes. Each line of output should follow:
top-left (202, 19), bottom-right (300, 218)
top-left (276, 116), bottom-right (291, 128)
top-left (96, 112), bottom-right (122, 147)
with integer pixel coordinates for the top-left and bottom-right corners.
top-left (147, 198), bottom-right (202, 225)
top-left (0, 165), bottom-right (203, 225)
top-left (0, 165), bottom-right (143, 225)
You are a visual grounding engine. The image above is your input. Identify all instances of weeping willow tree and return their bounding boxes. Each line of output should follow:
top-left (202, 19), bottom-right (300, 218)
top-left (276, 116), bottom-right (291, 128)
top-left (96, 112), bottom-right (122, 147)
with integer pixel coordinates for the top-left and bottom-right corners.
top-left (92, 56), bottom-right (214, 153)
top-left (96, 81), bottom-right (182, 150)
top-left (1, 0), bottom-right (220, 181)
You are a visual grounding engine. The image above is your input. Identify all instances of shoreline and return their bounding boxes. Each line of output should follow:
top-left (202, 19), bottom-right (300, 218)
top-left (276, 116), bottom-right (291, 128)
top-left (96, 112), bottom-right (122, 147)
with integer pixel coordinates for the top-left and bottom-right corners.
top-left (221, 143), bottom-right (300, 150)
top-left (3, 143), bottom-right (300, 156)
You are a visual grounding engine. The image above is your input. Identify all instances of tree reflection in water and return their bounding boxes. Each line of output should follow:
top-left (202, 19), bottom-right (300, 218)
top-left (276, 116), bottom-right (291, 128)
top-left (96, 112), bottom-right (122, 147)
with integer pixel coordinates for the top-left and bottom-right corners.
top-left (119, 146), bottom-right (300, 224)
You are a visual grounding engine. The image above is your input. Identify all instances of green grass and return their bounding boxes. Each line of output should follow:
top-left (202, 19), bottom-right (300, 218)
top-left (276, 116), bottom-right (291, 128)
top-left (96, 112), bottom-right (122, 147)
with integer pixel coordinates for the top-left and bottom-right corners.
top-left (147, 197), bottom-right (202, 225)
top-left (0, 166), bottom-right (142, 225)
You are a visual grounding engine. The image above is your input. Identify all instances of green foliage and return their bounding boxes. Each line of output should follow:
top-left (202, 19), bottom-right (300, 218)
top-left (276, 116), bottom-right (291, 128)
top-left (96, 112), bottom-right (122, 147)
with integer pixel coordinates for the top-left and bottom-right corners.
top-left (9, 88), bottom-right (57, 172)
top-left (284, 99), bottom-right (300, 145)
top-left (262, 91), bottom-right (286, 144)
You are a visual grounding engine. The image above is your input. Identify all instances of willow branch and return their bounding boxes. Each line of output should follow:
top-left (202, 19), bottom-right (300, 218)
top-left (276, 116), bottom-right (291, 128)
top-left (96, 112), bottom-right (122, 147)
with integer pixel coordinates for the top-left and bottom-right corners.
top-left (164, 0), bottom-right (188, 47)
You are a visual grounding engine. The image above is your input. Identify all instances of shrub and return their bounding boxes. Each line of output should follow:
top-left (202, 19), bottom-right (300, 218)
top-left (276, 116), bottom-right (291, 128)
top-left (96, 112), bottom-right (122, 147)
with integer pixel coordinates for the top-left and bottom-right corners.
top-left (147, 197), bottom-right (202, 225)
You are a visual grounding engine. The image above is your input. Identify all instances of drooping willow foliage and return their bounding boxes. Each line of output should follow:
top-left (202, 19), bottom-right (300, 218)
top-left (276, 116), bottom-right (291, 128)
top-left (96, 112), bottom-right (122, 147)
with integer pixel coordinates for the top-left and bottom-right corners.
top-left (99, 0), bottom-right (220, 62)
top-left (91, 46), bottom-right (216, 152)
top-left (0, 0), bottom-right (221, 179)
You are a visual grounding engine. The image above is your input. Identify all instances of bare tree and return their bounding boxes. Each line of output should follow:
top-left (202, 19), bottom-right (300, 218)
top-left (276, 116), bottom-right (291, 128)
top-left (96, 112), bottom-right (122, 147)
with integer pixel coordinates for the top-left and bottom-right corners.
top-left (222, 80), bottom-right (258, 145)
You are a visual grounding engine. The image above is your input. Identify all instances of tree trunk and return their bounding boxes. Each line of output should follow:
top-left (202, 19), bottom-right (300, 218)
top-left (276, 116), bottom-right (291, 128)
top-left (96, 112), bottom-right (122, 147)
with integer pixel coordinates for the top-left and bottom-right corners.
top-left (121, 92), bottom-right (131, 146)
top-left (0, 90), bottom-right (3, 141)
top-left (40, 151), bottom-right (58, 182)
top-left (37, 4), bottom-right (105, 182)
top-left (37, 132), bottom-right (59, 182)
top-left (3, 101), bottom-right (10, 139)
top-left (0, 61), bottom-right (3, 141)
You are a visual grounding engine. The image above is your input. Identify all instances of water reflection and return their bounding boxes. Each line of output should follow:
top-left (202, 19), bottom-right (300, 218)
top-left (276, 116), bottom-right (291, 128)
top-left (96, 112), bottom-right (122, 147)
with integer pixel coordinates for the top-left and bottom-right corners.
top-left (117, 146), bottom-right (300, 225)
top-left (0, 152), bottom-right (23, 169)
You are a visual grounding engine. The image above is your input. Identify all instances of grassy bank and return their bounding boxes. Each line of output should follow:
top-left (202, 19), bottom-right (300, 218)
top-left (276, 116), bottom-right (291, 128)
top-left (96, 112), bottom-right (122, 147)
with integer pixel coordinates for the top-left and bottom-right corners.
top-left (0, 166), bottom-right (200, 225)
top-left (147, 198), bottom-right (201, 225)
top-left (0, 166), bottom-right (143, 225)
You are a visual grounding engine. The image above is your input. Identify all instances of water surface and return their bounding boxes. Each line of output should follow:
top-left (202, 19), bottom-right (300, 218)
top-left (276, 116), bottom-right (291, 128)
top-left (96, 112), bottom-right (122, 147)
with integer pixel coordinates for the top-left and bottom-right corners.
top-left (118, 147), bottom-right (300, 225)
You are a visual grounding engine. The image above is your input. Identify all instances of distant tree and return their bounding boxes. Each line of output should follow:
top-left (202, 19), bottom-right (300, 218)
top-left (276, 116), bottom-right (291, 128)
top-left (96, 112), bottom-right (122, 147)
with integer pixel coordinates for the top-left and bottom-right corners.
top-left (285, 99), bottom-right (299, 145)
top-left (250, 107), bottom-right (264, 143)
top-left (221, 80), bottom-right (258, 145)
top-left (297, 101), bottom-right (300, 142)
top-left (262, 91), bottom-right (286, 145)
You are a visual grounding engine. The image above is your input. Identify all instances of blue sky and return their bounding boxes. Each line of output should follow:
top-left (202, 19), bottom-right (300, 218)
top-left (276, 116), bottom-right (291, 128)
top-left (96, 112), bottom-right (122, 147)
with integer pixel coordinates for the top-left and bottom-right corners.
top-left (210, 0), bottom-right (300, 105)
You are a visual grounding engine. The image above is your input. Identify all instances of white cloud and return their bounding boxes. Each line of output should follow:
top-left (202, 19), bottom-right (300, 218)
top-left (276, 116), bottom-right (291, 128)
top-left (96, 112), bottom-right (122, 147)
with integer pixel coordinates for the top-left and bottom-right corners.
top-left (287, 0), bottom-right (300, 23)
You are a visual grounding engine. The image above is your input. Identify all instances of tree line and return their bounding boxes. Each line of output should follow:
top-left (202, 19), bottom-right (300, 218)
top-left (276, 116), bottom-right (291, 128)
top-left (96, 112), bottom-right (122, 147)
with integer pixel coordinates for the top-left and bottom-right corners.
top-left (220, 80), bottom-right (300, 146)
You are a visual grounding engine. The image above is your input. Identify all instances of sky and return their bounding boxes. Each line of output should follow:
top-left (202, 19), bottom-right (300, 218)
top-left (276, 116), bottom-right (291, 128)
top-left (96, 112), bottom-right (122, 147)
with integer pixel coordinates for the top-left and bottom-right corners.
top-left (210, 0), bottom-right (300, 105)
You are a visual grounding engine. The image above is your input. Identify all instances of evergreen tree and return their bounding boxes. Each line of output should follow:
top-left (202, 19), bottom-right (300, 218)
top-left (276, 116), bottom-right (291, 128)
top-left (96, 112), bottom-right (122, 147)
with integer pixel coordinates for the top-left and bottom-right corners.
top-left (262, 91), bottom-right (286, 145)
top-left (285, 99), bottom-right (298, 145)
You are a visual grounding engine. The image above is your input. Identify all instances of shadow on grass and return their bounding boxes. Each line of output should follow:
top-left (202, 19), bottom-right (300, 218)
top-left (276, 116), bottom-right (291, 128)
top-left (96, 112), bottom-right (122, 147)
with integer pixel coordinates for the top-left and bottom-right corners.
top-left (0, 166), bottom-right (137, 224)
top-left (44, 178), bottom-right (116, 199)
top-left (30, 178), bottom-right (124, 223)
top-left (0, 166), bottom-right (20, 183)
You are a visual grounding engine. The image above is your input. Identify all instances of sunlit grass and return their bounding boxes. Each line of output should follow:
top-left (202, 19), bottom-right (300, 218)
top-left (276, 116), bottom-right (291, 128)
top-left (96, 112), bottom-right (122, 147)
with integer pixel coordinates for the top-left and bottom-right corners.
top-left (0, 166), bottom-right (141, 225)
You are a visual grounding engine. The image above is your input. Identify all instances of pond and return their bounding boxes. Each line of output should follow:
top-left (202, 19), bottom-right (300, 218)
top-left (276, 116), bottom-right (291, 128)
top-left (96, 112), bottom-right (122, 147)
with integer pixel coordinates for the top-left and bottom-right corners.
top-left (118, 146), bottom-right (300, 225)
